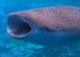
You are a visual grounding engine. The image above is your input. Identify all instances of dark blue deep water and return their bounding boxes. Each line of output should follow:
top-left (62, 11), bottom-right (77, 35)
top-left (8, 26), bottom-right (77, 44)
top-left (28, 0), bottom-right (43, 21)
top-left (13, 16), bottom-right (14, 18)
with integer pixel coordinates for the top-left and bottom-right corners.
top-left (0, 0), bottom-right (80, 57)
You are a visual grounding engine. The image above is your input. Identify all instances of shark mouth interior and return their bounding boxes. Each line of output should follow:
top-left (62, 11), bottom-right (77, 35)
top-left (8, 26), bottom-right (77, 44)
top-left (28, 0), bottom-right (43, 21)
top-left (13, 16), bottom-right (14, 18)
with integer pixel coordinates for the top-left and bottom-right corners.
top-left (7, 16), bottom-right (32, 38)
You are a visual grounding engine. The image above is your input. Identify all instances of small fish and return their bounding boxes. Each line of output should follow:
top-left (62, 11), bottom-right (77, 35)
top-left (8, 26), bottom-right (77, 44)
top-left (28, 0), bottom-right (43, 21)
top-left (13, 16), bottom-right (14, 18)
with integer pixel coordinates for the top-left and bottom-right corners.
top-left (7, 6), bottom-right (80, 46)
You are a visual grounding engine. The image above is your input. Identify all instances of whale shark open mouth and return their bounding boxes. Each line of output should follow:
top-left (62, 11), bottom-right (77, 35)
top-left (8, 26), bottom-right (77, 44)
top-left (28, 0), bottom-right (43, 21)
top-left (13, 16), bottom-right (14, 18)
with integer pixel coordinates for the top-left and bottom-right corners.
top-left (7, 16), bottom-right (33, 38)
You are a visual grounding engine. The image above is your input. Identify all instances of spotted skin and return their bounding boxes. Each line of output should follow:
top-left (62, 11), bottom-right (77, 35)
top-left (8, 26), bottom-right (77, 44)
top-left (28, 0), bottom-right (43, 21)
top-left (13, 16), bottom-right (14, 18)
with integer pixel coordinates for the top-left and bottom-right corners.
top-left (7, 6), bottom-right (80, 31)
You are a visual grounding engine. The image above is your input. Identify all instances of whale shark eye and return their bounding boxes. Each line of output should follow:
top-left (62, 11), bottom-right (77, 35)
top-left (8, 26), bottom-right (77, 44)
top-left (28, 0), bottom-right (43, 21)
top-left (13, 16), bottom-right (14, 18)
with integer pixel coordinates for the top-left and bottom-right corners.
top-left (7, 16), bottom-right (32, 38)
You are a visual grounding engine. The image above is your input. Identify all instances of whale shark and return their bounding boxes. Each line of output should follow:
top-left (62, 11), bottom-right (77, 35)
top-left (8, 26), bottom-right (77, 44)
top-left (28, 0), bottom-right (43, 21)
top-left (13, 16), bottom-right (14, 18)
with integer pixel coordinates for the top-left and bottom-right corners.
top-left (6, 6), bottom-right (80, 46)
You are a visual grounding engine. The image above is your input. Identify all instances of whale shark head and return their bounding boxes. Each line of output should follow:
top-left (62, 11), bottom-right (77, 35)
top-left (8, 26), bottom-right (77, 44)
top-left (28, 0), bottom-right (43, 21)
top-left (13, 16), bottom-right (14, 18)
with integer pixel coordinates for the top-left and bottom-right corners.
top-left (7, 6), bottom-right (80, 46)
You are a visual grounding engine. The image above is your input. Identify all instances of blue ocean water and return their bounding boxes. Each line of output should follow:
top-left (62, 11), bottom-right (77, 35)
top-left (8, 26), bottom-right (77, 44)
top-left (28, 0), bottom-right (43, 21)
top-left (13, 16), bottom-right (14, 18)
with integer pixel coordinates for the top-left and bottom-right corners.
top-left (0, 0), bottom-right (80, 57)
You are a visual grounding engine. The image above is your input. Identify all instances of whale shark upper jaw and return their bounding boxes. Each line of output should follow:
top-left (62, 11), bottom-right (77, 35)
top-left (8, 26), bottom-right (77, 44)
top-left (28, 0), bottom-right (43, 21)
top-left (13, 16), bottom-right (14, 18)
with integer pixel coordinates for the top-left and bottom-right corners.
top-left (7, 16), bottom-right (35, 38)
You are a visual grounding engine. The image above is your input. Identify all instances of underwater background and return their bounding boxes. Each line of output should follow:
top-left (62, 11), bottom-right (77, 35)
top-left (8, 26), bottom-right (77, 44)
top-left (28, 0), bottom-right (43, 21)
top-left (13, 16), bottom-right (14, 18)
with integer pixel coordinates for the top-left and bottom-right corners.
top-left (0, 0), bottom-right (80, 57)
